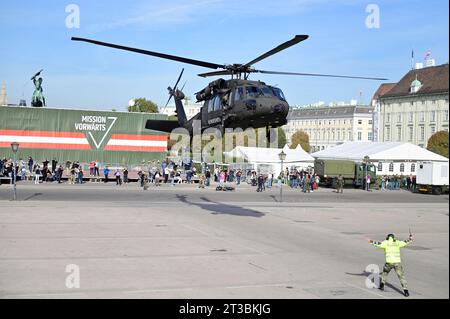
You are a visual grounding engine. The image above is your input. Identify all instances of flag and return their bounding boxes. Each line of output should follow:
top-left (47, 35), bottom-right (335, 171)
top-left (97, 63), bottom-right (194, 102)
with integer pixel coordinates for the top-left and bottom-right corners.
top-left (424, 50), bottom-right (431, 60)
top-left (411, 49), bottom-right (414, 59)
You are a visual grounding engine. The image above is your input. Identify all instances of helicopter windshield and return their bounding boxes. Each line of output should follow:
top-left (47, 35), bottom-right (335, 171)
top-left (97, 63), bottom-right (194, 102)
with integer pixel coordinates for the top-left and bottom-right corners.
top-left (245, 86), bottom-right (261, 98)
top-left (271, 87), bottom-right (286, 101)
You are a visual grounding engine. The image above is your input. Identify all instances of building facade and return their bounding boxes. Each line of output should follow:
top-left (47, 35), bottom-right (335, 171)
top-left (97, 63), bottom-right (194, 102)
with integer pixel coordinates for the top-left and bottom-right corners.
top-left (284, 105), bottom-right (374, 153)
top-left (378, 64), bottom-right (449, 148)
top-left (159, 100), bottom-right (202, 120)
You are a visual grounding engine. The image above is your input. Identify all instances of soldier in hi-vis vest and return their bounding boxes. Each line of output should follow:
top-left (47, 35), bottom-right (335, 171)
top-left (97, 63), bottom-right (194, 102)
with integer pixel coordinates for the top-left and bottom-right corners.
top-left (368, 233), bottom-right (413, 297)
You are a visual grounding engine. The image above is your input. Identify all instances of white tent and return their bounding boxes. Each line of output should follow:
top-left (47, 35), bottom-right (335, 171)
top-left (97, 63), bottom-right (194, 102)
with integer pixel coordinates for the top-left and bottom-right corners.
top-left (224, 145), bottom-right (314, 175)
top-left (312, 142), bottom-right (448, 162)
top-left (311, 142), bottom-right (448, 175)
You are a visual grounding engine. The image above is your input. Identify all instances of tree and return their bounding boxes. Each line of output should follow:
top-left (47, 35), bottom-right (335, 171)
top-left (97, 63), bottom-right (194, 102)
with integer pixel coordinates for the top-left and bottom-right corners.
top-left (427, 131), bottom-right (449, 158)
top-left (128, 98), bottom-right (159, 113)
top-left (277, 127), bottom-right (287, 148)
top-left (290, 130), bottom-right (311, 153)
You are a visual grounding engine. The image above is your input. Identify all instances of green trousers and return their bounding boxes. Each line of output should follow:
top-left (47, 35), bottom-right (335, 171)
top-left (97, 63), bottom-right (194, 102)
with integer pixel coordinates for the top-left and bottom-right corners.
top-left (381, 263), bottom-right (408, 289)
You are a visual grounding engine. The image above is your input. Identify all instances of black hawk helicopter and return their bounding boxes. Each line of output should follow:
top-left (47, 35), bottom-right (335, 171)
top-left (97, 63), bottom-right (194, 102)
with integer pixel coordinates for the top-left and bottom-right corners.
top-left (71, 35), bottom-right (387, 139)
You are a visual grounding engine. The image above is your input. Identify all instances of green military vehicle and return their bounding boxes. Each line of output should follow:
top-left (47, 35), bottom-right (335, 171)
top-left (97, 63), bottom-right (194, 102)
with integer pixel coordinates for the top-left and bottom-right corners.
top-left (314, 159), bottom-right (376, 188)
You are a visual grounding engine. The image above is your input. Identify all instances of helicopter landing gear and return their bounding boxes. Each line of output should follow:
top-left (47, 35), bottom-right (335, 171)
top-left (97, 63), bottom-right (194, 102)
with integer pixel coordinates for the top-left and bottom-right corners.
top-left (266, 126), bottom-right (271, 143)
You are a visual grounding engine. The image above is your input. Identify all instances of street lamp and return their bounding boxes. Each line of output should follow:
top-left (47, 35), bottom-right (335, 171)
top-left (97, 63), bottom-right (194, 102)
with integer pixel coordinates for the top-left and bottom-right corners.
top-left (278, 150), bottom-right (286, 202)
top-left (363, 155), bottom-right (370, 191)
top-left (10, 142), bottom-right (19, 201)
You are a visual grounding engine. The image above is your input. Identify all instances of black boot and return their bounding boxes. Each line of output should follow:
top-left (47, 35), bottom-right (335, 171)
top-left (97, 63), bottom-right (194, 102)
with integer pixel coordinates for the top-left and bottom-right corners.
top-left (378, 282), bottom-right (385, 291)
top-left (404, 290), bottom-right (409, 297)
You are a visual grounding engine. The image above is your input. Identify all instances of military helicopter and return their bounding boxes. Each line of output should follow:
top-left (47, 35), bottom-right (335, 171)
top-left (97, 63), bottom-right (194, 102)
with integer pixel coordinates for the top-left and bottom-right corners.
top-left (71, 35), bottom-right (387, 139)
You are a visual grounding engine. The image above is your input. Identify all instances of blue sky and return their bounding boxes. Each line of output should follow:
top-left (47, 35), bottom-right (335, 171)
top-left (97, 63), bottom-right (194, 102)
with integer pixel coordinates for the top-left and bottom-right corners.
top-left (0, 0), bottom-right (448, 111)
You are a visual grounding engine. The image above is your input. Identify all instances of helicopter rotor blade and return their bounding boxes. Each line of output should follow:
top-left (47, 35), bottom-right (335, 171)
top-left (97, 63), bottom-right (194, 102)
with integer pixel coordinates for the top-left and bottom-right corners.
top-left (244, 35), bottom-right (309, 67)
top-left (256, 70), bottom-right (388, 81)
top-left (162, 68), bottom-right (184, 113)
top-left (198, 70), bottom-right (232, 78)
top-left (71, 37), bottom-right (224, 70)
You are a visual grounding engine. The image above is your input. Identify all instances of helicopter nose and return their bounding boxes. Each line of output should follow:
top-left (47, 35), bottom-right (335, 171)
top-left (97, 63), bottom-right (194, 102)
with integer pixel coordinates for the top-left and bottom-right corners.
top-left (272, 103), bottom-right (287, 114)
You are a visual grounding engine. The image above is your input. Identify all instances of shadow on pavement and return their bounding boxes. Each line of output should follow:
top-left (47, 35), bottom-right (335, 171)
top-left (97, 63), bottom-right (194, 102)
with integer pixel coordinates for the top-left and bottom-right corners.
top-left (23, 193), bottom-right (43, 201)
top-left (175, 195), bottom-right (265, 218)
top-left (345, 271), bottom-right (405, 295)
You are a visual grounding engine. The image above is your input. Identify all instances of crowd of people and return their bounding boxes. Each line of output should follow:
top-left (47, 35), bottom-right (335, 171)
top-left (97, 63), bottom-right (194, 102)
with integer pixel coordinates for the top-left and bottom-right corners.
top-left (0, 156), bottom-right (420, 195)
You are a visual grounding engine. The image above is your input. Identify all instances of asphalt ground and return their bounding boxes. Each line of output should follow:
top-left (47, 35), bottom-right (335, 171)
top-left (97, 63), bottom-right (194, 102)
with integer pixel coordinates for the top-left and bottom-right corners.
top-left (0, 181), bottom-right (448, 299)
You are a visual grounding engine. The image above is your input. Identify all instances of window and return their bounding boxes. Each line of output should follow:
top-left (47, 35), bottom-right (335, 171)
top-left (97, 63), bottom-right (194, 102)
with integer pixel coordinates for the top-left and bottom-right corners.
top-left (419, 112), bottom-right (425, 122)
top-left (408, 112), bottom-right (414, 123)
top-left (386, 127), bottom-right (391, 141)
top-left (348, 131), bottom-right (352, 140)
top-left (411, 163), bottom-right (416, 173)
top-left (207, 99), bottom-right (213, 112)
top-left (420, 126), bottom-right (425, 141)
top-left (358, 120), bottom-right (362, 125)
top-left (377, 162), bottom-right (383, 172)
top-left (386, 113), bottom-right (391, 122)
top-left (245, 86), bottom-right (260, 98)
top-left (430, 126), bottom-right (436, 135)
top-left (445, 110), bottom-right (449, 122)
top-left (357, 132), bottom-right (362, 141)
top-left (271, 87), bottom-right (286, 101)
top-left (369, 120), bottom-right (373, 124)
top-left (337, 131), bottom-right (340, 141)
top-left (400, 163), bottom-right (405, 173)
top-left (397, 113), bottom-right (402, 123)
top-left (368, 132), bottom-right (373, 141)
top-left (389, 163), bottom-right (394, 172)
top-left (332, 130), bottom-right (335, 140)
top-left (233, 87), bottom-right (244, 102)
top-left (397, 127), bottom-right (402, 141)
top-left (431, 111), bottom-right (436, 122)
top-left (409, 127), bottom-right (413, 141)
top-left (213, 95), bottom-right (221, 111)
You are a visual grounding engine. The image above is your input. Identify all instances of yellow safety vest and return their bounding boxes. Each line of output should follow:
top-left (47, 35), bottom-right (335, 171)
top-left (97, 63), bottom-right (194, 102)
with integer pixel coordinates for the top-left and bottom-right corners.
top-left (374, 238), bottom-right (410, 264)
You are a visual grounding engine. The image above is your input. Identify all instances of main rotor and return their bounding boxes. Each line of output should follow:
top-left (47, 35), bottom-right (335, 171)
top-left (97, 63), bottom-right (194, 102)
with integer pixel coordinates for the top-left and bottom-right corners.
top-left (71, 35), bottom-right (388, 81)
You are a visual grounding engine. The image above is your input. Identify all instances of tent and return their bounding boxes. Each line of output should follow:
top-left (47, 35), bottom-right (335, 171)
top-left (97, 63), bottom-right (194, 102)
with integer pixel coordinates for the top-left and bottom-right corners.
top-left (224, 145), bottom-right (314, 175)
top-left (311, 142), bottom-right (448, 175)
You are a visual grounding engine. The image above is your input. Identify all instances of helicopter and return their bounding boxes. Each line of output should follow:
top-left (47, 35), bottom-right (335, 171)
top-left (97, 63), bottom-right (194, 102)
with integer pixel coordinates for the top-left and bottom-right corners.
top-left (71, 35), bottom-right (387, 140)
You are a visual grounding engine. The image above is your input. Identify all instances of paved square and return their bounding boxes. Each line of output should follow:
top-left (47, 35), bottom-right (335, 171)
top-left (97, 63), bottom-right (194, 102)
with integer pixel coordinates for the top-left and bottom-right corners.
top-left (0, 182), bottom-right (448, 298)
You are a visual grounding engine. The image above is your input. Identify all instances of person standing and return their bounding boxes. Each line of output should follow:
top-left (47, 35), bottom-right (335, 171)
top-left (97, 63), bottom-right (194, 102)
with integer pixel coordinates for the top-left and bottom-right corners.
top-left (28, 156), bottom-right (34, 174)
top-left (123, 168), bottom-right (129, 184)
top-left (103, 167), bottom-right (110, 183)
top-left (368, 233), bottom-right (413, 297)
top-left (236, 170), bottom-right (242, 186)
top-left (336, 174), bottom-right (344, 194)
top-left (366, 174), bottom-right (371, 191)
top-left (205, 169), bottom-right (211, 186)
top-left (114, 169), bottom-right (122, 185)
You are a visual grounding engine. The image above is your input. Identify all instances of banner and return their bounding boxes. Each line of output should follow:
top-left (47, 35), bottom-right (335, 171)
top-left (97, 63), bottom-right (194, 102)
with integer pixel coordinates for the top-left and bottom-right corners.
top-left (0, 106), bottom-right (169, 165)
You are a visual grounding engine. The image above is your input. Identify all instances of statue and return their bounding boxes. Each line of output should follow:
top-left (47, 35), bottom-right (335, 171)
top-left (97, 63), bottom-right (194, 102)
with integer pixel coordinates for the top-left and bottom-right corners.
top-left (31, 69), bottom-right (45, 107)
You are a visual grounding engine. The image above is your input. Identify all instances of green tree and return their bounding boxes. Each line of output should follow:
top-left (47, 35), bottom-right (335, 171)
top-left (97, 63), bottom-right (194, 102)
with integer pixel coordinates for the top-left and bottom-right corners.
top-left (128, 98), bottom-right (159, 113)
top-left (427, 131), bottom-right (449, 158)
top-left (277, 127), bottom-right (287, 148)
top-left (290, 130), bottom-right (311, 152)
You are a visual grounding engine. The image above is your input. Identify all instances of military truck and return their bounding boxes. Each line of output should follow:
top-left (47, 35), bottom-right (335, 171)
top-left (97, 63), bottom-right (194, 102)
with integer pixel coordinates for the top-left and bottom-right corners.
top-left (416, 161), bottom-right (449, 195)
top-left (314, 159), bottom-right (376, 188)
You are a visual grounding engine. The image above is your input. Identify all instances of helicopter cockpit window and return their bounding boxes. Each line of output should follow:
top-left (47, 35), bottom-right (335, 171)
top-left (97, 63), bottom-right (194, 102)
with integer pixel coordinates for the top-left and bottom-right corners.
top-left (207, 99), bottom-right (213, 112)
top-left (245, 86), bottom-right (261, 98)
top-left (261, 86), bottom-right (276, 97)
top-left (272, 87), bottom-right (286, 101)
top-left (213, 95), bottom-right (221, 111)
top-left (234, 87), bottom-right (244, 102)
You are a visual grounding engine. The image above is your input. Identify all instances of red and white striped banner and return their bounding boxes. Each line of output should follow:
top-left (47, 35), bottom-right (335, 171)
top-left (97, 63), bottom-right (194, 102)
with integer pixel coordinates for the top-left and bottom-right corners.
top-left (0, 130), bottom-right (167, 152)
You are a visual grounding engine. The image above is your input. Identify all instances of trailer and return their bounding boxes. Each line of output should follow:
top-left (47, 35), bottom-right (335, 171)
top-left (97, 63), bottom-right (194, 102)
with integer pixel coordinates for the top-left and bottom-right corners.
top-left (416, 161), bottom-right (449, 195)
top-left (314, 159), bottom-right (376, 188)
